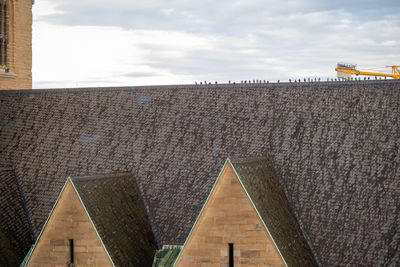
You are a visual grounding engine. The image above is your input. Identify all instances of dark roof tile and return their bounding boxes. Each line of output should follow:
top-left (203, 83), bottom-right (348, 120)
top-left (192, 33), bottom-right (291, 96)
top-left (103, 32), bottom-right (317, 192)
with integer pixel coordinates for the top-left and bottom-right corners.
top-left (0, 168), bottom-right (33, 262)
top-left (72, 173), bottom-right (157, 266)
top-left (1, 81), bottom-right (399, 266)
top-left (231, 157), bottom-right (317, 266)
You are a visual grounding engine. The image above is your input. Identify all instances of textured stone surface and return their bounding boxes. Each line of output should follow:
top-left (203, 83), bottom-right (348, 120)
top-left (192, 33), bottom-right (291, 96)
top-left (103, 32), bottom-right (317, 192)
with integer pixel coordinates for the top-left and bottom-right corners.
top-left (1, 80), bottom-right (400, 266)
top-left (175, 161), bottom-right (288, 267)
top-left (27, 180), bottom-right (113, 267)
top-left (0, 0), bottom-right (33, 90)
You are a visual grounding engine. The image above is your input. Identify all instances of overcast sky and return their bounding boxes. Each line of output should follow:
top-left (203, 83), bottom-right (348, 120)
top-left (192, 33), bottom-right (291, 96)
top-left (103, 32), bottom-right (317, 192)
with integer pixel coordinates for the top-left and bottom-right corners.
top-left (32, 0), bottom-right (400, 88)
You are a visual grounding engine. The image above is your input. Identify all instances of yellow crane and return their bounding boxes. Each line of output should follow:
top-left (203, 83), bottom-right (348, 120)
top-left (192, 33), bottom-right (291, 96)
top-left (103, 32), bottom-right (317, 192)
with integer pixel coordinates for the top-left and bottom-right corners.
top-left (335, 63), bottom-right (400, 79)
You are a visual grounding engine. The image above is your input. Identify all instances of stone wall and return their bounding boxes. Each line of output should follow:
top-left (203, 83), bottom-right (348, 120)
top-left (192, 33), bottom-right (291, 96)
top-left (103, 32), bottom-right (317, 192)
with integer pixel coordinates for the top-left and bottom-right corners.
top-left (175, 163), bottom-right (285, 267)
top-left (27, 181), bottom-right (113, 267)
top-left (0, 0), bottom-right (33, 90)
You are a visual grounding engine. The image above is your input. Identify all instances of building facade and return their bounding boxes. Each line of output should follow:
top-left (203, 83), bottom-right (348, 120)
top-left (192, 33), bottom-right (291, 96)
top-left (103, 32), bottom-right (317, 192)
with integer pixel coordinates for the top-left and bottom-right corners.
top-left (0, 0), bottom-right (33, 90)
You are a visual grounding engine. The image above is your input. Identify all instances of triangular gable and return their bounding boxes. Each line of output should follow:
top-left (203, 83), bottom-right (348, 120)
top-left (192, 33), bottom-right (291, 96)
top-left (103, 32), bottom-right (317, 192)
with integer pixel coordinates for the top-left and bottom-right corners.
top-left (174, 159), bottom-right (287, 266)
top-left (23, 178), bottom-right (114, 266)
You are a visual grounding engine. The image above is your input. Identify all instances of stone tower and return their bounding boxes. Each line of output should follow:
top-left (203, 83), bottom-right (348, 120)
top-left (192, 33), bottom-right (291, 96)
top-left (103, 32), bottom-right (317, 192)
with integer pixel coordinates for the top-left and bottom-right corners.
top-left (0, 0), bottom-right (34, 90)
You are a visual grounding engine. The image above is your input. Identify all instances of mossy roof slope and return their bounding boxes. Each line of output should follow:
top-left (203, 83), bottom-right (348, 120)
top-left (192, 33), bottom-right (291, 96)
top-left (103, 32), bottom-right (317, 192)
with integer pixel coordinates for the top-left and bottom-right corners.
top-left (231, 157), bottom-right (317, 266)
top-left (72, 173), bottom-right (157, 267)
top-left (152, 246), bottom-right (181, 267)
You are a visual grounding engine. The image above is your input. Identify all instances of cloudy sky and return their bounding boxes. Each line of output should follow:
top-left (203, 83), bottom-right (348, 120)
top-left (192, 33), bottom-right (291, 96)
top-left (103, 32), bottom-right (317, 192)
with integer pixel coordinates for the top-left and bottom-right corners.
top-left (33, 0), bottom-right (400, 88)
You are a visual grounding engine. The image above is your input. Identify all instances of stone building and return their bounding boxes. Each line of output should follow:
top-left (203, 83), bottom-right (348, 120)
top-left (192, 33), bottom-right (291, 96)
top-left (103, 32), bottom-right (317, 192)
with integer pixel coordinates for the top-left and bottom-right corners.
top-left (0, 0), bottom-right (33, 90)
top-left (0, 1), bottom-right (399, 266)
top-left (24, 174), bottom-right (156, 267)
top-left (175, 158), bottom-right (316, 266)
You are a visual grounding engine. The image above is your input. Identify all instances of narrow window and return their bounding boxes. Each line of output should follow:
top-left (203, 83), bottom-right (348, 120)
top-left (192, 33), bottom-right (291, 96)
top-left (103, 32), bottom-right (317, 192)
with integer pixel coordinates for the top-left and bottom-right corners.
top-left (69, 239), bottom-right (74, 264)
top-left (229, 243), bottom-right (234, 267)
top-left (0, 0), bottom-right (9, 68)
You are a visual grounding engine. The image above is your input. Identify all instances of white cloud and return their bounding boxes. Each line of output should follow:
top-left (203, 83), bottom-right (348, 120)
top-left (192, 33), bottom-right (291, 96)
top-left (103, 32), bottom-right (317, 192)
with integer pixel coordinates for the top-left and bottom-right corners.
top-left (33, 22), bottom-right (215, 88)
top-left (33, 0), bottom-right (63, 19)
top-left (381, 40), bottom-right (398, 47)
top-left (32, 0), bottom-right (400, 88)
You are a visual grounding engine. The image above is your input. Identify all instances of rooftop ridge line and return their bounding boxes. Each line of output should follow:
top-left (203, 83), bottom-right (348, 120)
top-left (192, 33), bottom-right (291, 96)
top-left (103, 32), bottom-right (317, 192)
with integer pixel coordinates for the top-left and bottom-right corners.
top-left (0, 79), bottom-right (398, 94)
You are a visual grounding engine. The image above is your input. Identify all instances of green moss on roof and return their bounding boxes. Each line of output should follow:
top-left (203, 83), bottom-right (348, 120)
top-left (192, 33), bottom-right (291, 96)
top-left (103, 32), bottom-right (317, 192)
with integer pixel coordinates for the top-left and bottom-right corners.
top-left (231, 157), bottom-right (317, 266)
top-left (73, 173), bottom-right (157, 267)
top-left (152, 245), bottom-right (182, 267)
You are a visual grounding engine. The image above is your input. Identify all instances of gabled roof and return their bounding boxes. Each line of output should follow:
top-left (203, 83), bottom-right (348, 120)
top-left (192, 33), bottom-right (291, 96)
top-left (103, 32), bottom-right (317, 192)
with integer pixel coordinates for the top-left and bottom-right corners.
top-left (24, 174), bottom-right (157, 266)
top-left (1, 81), bottom-right (400, 266)
top-left (230, 157), bottom-right (317, 266)
top-left (0, 168), bottom-right (32, 263)
top-left (72, 173), bottom-right (157, 266)
top-left (175, 158), bottom-right (317, 266)
top-left (23, 177), bottom-right (115, 266)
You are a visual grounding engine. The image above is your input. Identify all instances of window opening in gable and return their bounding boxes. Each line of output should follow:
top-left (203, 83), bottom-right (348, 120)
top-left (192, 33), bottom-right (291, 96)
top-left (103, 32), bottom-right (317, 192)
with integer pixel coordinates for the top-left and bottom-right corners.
top-left (229, 243), bottom-right (234, 267)
top-left (68, 239), bottom-right (74, 266)
top-left (0, 0), bottom-right (9, 70)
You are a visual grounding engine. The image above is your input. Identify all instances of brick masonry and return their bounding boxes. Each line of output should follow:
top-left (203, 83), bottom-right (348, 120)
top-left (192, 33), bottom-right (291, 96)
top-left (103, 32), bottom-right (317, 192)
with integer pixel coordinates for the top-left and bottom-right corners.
top-left (0, 0), bottom-right (33, 90)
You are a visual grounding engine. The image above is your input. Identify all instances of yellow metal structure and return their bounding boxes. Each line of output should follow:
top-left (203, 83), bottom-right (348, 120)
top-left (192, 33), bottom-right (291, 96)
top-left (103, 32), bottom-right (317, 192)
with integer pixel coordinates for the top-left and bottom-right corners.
top-left (335, 64), bottom-right (400, 79)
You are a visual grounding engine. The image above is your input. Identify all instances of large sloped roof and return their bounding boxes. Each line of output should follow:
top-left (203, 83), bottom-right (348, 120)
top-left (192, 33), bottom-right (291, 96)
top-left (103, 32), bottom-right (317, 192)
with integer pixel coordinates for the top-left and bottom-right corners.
top-left (72, 173), bottom-right (157, 266)
top-left (230, 157), bottom-right (317, 266)
top-left (1, 81), bottom-right (400, 266)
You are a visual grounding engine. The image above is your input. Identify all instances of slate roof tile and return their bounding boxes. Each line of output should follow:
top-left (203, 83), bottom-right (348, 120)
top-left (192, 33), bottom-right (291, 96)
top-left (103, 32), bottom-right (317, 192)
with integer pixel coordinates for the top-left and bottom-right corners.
top-left (230, 157), bottom-right (317, 266)
top-left (72, 173), bottom-right (157, 267)
top-left (0, 168), bottom-right (33, 260)
top-left (0, 231), bottom-right (21, 267)
top-left (0, 81), bottom-right (399, 266)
